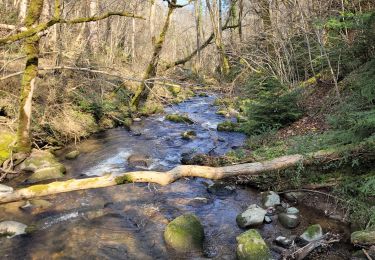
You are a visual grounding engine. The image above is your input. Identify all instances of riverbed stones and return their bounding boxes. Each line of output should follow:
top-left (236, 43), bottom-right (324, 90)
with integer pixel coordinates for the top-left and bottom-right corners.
top-left (20, 199), bottom-right (52, 214)
top-left (27, 165), bottom-right (66, 183)
top-left (261, 191), bottom-right (281, 208)
top-left (300, 224), bottom-right (323, 243)
top-left (65, 150), bottom-right (80, 160)
top-left (0, 184), bottom-right (13, 194)
top-left (236, 229), bottom-right (271, 260)
top-left (236, 204), bottom-right (267, 228)
top-left (286, 207), bottom-right (300, 215)
top-left (164, 214), bottom-right (204, 252)
top-left (351, 230), bottom-right (375, 246)
top-left (0, 221), bottom-right (27, 238)
top-left (278, 213), bottom-right (300, 229)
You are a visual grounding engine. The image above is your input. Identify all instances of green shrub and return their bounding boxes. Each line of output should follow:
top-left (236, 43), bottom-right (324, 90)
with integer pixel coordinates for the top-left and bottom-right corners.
top-left (239, 74), bottom-right (302, 135)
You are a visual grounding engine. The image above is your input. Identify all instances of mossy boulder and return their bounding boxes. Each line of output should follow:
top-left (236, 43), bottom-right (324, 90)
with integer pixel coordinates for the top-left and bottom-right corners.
top-left (65, 150), bottom-right (80, 160)
top-left (167, 84), bottom-right (182, 97)
top-left (0, 131), bottom-right (16, 166)
top-left (236, 229), bottom-right (271, 260)
top-left (27, 165), bottom-right (66, 183)
top-left (20, 149), bottom-right (63, 172)
top-left (164, 214), bottom-right (204, 252)
top-left (217, 121), bottom-right (239, 132)
top-left (351, 230), bottom-right (375, 246)
top-left (300, 224), bottom-right (323, 243)
top-left (181, 130), bottom-right (197, 140)
top-left (166, 114), bottom-right (194, 124)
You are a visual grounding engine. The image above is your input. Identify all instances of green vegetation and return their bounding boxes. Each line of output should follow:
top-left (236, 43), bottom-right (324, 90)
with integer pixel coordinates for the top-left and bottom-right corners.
top-left (165, 113), bottom-right (194, 124)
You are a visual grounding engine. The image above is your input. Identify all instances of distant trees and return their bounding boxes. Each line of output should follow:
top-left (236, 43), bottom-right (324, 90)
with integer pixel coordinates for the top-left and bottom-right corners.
top-left (0, 0), bottom-right (142, 153)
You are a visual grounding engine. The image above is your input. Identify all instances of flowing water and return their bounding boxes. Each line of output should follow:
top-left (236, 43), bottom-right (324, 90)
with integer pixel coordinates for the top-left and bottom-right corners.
top-left (0, 95), bottom-right (351, 259)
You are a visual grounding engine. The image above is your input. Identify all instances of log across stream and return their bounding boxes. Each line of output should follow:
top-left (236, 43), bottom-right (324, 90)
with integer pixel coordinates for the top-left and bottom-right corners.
top-left (0, 95), bottom-right (351, 259)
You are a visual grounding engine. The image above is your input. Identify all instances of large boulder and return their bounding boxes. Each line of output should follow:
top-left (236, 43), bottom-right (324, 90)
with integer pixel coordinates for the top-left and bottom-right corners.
top-left (0, 130), bottom-right (16, 166)
top-left (351, 230), bottom-right (375, 246)
top-left (300, 224), bottom-right (323, 243)
top-left (164, 214), bottom-right (204, 252)
top-left (0, 221), bottom-right (27, 238)
top-left (20, 149), bottom-right (65, 172)
top-left (261, 191), bottom-right (281, 208)
top-left (19, 149), bottom-right (66, 183)
top-left (236, 229), bottom-right (271, 260)
top-left (236, 204), bottom-right (267, 228)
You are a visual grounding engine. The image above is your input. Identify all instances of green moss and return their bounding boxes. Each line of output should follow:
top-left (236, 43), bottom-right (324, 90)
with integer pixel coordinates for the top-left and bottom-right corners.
top-left (115, 174), bottom-right (134, 185)
top-left (167, 84), bottom-right (181, 97)
top-left (28, 184), bottom-right (49, 194)
top-left (217, 121), bottom-right (239, 132)
top-left (305, 224), bottom-right (321, 239)
top-left (181, 130), bottom-right (197, 140)
top-left (164, 214), bottom-right (204, 252)
top-left (166, 114), bottom-right (194, 124)
top-left (236, 229), bottom-right (271, 260)
top-left (0, 131), bottom-right (16, 165)
top-left (351, 230), bottom-right (375, 245)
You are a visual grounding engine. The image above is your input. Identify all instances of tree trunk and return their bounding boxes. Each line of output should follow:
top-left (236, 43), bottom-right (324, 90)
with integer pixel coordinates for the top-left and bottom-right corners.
top-left (18, 0), bottom-right (28, 23)
top-left (15, 0), bottom-right (44, 153)
top-left (194, 0), bottom-right (202, 69)
top-left (131, 1), bottom-right (176, 109)
top-left (0, 154), bottom-right (308, 204)
top-left (206, 0), bottom-right (230, 76)
top-left (149, 0), bottom-right (156, 42)
top-left (238, 0), bottom-right (243, 42)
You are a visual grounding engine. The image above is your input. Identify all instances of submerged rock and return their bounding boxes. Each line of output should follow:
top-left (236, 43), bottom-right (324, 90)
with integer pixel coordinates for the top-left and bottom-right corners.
top-left (207, 182), bottom-right (236, 196)
top-left (351, 230), bottom-right (375, 246)
top-left (264, 216), bottom-right (272, 224)
top-left (0, 184), bottom-right (13, 194)
top-left (236, 229), bottom-right (271, 260)
top-left (65, 150), bottom-right (80, 160)
top-left (127, 154), bottom-right (153, 168)
top-left (236, 204), bottom-right (267, 228)
top-left (278, 213), bottom-right (300, 229)
top-left (261, 191), bottom-right (280, 208)
top-left (0, 221), bottom-right (27, 238)
top-left (300, 224), bottom-right (323, 243)
top-left (164, 214), bottom-right (204, 252)
top-left (20, 199), bottom-right (52, 214)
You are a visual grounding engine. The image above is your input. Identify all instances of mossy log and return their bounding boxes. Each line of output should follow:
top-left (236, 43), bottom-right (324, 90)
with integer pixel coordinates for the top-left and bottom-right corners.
top-left (0, 152), bottom-right (340, 204)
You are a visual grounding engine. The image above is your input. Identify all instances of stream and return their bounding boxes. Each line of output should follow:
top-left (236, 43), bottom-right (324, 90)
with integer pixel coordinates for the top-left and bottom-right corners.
top-left (0, 95), bottom-right (351, 259)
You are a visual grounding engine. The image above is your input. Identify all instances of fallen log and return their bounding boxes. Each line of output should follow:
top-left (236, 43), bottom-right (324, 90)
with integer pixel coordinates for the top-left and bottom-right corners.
top-left (0, 149), bottom-right (348, 204)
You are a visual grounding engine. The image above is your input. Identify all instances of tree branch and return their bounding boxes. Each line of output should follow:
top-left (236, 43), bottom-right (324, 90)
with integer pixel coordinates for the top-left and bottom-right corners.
top-left (0, 12), bottom-right (145, 46)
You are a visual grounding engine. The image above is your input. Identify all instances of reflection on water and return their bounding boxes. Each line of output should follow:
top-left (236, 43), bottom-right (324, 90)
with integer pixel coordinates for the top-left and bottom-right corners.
top-left (0, 95), bottom-right (350, 259)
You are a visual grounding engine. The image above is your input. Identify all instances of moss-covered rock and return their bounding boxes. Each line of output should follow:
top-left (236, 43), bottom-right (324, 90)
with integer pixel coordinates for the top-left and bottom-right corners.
top-left (217, 121), bottom-right (239, 132)
top-left (20, 149), bottom-right (62, 172)
top-left (181, 130), bottom-right (197, 140)
top-left (27, 165), bottom-right (65, 183)
top-left (351, 230), bottom-right (375, 246)
top-left (167, 84), bottom-right (182, 97)
top-left (300, 224), bottom-right (323, 242)
top-left (166, 114), bottom-right (194, 124)
top-left (164, 214), bottom-right (204, 252)
top-left (0, 130), bottom-right (16, 166)
top-left (236, 229), bottom-right (271, 260)
top-left (65, 150), bottom-right (80, 160)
